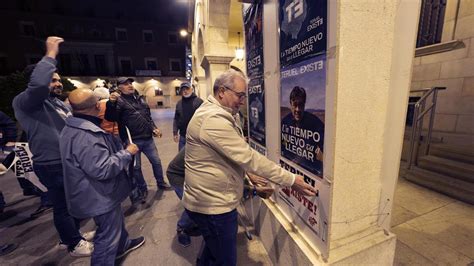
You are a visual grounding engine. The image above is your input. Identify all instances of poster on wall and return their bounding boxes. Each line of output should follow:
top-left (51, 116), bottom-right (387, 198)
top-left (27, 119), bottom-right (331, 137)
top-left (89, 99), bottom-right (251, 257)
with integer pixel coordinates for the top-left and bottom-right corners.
top-left (244, 0), bottom-right (266, 154)
top-left (280, 55), bottom-right (325, 176)
top-left (279, 0), bottom-right (327, 67)
top-left (278, 0), bottom-right (329, 257)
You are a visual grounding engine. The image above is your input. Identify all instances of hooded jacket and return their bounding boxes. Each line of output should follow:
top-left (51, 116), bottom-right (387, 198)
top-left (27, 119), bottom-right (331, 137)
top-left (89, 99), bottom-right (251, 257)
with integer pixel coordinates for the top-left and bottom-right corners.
top-left (13, 56), bottom-right (71, 165)
top-left (59, 116), bottom-right (132, 219)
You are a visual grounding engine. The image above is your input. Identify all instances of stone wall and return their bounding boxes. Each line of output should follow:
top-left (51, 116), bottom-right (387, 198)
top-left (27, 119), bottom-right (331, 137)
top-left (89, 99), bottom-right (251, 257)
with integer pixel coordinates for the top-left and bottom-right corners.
top-left (410, 0), bottom-right (474, 141)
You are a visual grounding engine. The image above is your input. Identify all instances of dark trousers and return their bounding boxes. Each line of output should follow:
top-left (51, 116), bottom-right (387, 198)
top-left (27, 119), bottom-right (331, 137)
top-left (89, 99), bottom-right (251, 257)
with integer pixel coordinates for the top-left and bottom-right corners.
top-left (92, 205), bottom-right (130, 266)
top-left (186, 209), bottom-right (238, 266)
top-left (33, 163), bottom-right (82, 250)
top-left (133, 138), bottom-right (165, 189)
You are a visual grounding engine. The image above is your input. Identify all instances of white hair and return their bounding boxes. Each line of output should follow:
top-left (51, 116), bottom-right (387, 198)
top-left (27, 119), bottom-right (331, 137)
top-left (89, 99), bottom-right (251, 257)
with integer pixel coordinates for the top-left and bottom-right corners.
top-left (93, 87), bottom-right (110, 100)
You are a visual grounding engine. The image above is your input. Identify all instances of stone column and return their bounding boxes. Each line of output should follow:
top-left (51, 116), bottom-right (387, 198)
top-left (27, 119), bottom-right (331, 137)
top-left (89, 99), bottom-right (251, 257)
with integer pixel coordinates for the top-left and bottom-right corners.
top-left (200, 55), bottom-right (234, 96)
top-left (255, 0), bottom-right (422, 264)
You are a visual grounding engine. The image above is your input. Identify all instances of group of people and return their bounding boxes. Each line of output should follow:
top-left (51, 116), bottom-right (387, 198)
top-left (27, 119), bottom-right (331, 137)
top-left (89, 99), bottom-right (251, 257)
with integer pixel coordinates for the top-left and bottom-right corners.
top-left (1, 36), bottom-right (316, 265)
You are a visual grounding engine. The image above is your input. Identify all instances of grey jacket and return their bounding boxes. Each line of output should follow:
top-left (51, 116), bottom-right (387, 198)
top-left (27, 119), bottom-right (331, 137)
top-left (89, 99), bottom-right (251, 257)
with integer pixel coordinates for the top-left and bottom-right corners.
top-left (59, 116), bottom-right (132, 219)
top-left (13, 56), bottom-right (71, 165)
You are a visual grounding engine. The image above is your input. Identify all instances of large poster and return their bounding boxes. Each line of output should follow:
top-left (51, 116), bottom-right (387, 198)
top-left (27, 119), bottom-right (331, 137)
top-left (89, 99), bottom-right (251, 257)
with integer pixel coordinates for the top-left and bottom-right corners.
top-left (278, 0), bottom-right (329, 257)
top-left (244, 1), bottom-right (266, 153)
top-left (280, 55), bottom-right (325, 176)
top-left (279, 0), bottom-right (327, 67)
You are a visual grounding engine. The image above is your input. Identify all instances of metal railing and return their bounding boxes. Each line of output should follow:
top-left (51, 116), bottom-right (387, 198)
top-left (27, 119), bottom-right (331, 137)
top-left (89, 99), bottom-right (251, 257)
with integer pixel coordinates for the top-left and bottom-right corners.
top-left (407, 87), bottom-right (446, 169)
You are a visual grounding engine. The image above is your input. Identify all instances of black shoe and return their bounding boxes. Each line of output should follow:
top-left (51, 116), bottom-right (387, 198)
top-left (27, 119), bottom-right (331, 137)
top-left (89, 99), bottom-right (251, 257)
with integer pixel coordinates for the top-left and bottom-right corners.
top-left (116, 237), bottom-right (145, 260)
top-left (177, 229), bottom-right (191, 247)
top-left (0, 243), bottom-right (17, 256)
top-left (157, 183), bottom-right (172, 190)
top-left (30, 204), bottom-right (53, 218)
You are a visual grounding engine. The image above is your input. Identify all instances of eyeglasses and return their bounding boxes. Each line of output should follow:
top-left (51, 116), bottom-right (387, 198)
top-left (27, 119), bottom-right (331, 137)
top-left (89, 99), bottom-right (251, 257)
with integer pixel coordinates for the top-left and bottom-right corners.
top-left (222, 86), bottom-right (247, 100)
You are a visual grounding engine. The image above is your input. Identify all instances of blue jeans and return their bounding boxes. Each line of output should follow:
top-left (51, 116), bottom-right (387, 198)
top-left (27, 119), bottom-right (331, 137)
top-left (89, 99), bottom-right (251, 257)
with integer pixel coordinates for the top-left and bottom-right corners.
top-left (178, 135), bottom-right (186, 151)
top-left (92, 205), bottom-right (130, 266)
top-left (173, 186), bottom-right (194, 230)
top-left (133, 138), bottom-right (165, 189)
top-left (186, 209), bottom-right (238, 266)
top-left (33, 163), bottom-right (82, 250)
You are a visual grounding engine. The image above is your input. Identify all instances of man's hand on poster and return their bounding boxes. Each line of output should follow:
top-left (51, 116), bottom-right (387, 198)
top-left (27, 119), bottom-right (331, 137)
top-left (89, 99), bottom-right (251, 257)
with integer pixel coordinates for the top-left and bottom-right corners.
top-left (292, 175), bottom-right (317, 196)
top-left (173, 134), bottom-right (179, 143)
top-left (255, 186), bottom-right (274, 199)
top-left (315, 146), bottom-right (323, 162)
top-left (5, 142), bottom-right (15, 147)
top-left (247, 173), bottom-right (268, 186)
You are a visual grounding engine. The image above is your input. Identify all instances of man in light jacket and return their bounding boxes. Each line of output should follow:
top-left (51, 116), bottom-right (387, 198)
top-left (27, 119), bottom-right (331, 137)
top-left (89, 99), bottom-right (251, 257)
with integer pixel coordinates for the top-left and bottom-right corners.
top-left (60, 89), bottom-right (145, 265)
top-left (182, 69), bottom-right (317, 266)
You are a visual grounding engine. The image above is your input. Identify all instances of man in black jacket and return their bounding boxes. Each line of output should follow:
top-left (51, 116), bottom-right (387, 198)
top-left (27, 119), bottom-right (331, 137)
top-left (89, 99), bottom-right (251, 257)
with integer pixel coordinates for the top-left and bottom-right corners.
top-left (173, 82), bottom-right (203, 150)
top-left (105, 77), bottom-right (171, 203)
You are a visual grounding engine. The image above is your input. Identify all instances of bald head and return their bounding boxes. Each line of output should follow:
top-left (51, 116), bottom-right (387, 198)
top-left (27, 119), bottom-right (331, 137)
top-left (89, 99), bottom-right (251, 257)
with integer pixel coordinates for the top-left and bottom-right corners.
top-left (69, 89), bottom-right (99, 114)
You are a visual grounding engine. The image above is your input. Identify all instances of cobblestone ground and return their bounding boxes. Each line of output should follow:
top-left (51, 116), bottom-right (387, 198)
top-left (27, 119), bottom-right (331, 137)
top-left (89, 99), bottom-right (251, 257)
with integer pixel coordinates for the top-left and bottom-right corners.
top-left (0, 108), bottom-right (272, 266)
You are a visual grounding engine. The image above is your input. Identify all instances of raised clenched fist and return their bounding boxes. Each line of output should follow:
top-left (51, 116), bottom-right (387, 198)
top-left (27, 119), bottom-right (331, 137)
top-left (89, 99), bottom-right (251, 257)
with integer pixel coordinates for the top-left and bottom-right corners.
top-left (45, 36), bottom-right (64, 59)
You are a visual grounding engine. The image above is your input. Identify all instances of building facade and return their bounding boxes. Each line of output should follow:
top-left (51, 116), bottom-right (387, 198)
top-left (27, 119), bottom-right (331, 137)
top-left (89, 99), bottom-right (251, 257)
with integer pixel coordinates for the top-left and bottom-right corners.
top-left (0, 0), bottom-right (189, 108)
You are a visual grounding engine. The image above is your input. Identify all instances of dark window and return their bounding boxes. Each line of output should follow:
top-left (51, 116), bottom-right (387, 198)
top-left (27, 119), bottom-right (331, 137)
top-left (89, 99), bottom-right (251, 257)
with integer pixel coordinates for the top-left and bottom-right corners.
top-left (146, 60), bottom-right (157, 70)
top-left (168, 33), bottom-right (178, 44)
top-left (120, 59), bottom-right (132, 75)
top-left (143, 31), bottom-right (153, 43)
top-left (116, 29), bottom-right (128, 42)
top-left (28, 57), bottom-right (41, 64)
top-left (58, 54), bottom-right (72, 75)
top-left (94, 55), bottom-right (107, 75)
top-left (0, 57), bottom-right (7, 75)
top-left (21, 23), bottom-right (36, 37)
top-left (78, 54), bottom-right (90, 75)
top-left (155, 89), bottom-right (163, 96)
top-left (416, 0), bottom-right (447, 48)
top-left (175, 86), bottom-right (180, 96)
top-left (170, 59), bottom-right (181, 72)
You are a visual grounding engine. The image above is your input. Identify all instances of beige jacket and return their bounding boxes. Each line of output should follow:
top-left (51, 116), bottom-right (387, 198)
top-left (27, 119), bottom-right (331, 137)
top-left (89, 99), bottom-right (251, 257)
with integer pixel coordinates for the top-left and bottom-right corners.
top-left (182, 95), bottom-right (295, 215)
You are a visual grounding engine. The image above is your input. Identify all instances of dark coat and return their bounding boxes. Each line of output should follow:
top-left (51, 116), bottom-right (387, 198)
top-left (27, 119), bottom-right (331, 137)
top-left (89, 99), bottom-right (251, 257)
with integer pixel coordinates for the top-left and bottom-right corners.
top-left (104, 92), bottom-right (157, 141)
top-left (59, 116), bottom-right (132, 219)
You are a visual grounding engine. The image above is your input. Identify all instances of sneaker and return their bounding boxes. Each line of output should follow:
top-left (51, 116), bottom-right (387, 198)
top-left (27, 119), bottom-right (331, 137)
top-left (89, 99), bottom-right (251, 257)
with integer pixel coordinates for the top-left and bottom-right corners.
top-left (0, 243), bottom-right (17, 256)
top-left (177, 229), bottom-right (191, 247)
top-left (116, 236), bottom-right (145, 260)
top-left (157, 183), bottom-right (172, 190)
top-left (69, 240), bottom-right (94, 257)
top-left (59, 230), bottom-right (96, 250)
top-left (82, 230), bottom-right (96, 241)
top-left (30, 204), bottom-right (53, 218)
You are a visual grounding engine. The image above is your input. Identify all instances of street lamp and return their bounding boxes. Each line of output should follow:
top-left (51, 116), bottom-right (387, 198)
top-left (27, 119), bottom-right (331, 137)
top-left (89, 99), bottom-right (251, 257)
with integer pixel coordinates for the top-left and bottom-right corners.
top-left (235, 32), bottom-right (244, 61)
top-left (180, 29), bottom-right (188, 37)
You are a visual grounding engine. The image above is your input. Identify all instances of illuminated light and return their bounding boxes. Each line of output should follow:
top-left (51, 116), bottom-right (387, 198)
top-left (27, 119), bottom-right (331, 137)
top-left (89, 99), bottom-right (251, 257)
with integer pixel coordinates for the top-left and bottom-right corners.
top-left (180, 29), bottom-right (188, 37)
top-left (235, 48), bottom-right (245, 60)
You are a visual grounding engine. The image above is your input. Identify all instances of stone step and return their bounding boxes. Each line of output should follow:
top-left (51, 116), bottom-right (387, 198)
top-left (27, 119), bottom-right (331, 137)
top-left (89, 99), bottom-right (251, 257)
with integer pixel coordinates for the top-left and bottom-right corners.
top-left (418, 155), bottom-right (474, 183)
top-left (404, 167), bottom-right (474, 205)
top-left (430, 144), bottom-right (474, 164)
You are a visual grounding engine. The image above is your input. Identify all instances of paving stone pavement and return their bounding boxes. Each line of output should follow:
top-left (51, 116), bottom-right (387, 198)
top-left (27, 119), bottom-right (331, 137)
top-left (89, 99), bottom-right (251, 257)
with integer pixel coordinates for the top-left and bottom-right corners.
top-left (0, 108), bottom-right (272, 266)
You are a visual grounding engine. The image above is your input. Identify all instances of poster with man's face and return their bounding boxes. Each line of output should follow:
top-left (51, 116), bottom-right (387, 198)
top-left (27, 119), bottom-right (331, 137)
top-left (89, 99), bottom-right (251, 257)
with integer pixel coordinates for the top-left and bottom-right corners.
top-left (280, 55), bottom-right (325, 176)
